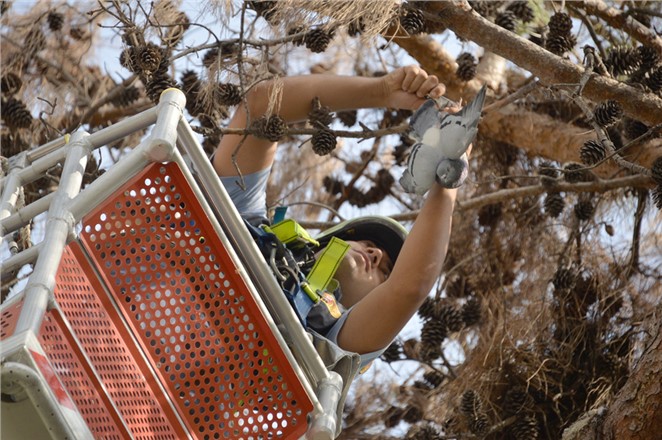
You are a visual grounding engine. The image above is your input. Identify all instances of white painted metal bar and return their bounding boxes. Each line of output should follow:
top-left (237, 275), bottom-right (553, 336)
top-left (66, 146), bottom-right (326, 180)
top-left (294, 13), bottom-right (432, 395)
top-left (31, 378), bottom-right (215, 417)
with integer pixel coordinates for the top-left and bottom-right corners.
top-left (1, 242), bottom-right (40, 278)
top-left (0, 192), bottom-right (54, 237)
top-left (146, 88), bottom-right (185, 162)
top-left (25, 135), bottom-right (67, 163)
top-left (14, 132), bottom-right (92, 335)
top-left (0, 154), bottom-right (28, 221)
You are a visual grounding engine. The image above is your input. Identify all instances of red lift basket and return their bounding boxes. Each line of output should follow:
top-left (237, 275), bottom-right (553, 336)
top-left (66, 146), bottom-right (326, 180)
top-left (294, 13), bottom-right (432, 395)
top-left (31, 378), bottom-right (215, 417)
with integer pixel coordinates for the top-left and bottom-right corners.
top-left (1, 89), bottom-right (345, 440)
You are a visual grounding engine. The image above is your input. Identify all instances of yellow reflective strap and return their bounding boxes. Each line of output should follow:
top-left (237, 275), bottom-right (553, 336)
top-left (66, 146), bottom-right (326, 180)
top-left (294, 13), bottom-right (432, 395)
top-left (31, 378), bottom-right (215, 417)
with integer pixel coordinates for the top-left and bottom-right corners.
top-left (307, 236), bottom-right (349, 295)
top-left (269, 219), bottom-right (320, 247)
top-left (300, 282), bottom-right (320, 303)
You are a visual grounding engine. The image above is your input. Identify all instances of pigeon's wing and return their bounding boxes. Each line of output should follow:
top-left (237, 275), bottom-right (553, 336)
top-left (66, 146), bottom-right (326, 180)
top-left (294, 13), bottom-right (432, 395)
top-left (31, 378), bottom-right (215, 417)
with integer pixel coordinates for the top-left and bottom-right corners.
top-left (399, 169), bottom-right (417, 193)
top-left (409, 100), bottom-right (442, 142)
top-left (458, 85), bottom-right (487, 131)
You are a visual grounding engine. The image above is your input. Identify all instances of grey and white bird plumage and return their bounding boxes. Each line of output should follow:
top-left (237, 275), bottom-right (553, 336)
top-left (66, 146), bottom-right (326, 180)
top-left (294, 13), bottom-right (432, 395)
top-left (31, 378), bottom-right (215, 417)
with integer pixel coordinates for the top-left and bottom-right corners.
top-left (400, 85), bottom-right (487, 195)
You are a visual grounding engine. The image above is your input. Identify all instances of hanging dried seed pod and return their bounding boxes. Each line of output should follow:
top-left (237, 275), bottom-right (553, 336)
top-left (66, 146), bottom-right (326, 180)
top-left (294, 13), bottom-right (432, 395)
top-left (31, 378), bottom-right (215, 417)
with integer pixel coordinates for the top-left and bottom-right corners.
top-left (137, 43), bottom-right (163, 75)
top-left (381, 341), bottom-right (402, 363)
top-left (503, 386), bottom-right (533, 416)
top-left (461, 390), bottom-right (482, 415)
top-left (552, 266), bottom-right (577, 290)
top-left (421, 319), bottom-right (447, 346)
top-left (511, 414), bottom-right (539, 440)
top-left (180, 70), bottom-right (202, 115)
top-left (507, 1), bottom-right (534, 23)
top-left (495, 10), bottom-right (517, 32)
top-left (399, 2), bottom-right (426, 35)
top-left (579, 139), bottom-right (606, 166)
top-left (336, 109), bottom-right (357, 127)
top-left (47, 11), bottom-right (64, 32)
top-left (623, 117), bottom-right (649, 141)
top-left (548, 12), bottom-right (572, 35)
top-left (546, 33), bottom-right (577, 56)
top-left (311, 127), bottom-right (336, 155)
top-left (594, 100), bottom-right (623, 127)
top-left (461, 297), bottom-right (481, 326)
top-left (308, 97), bottom-right (333, 127)
top-left (544, 192), bottom-right (564, 218)
top-left (109, 85), bottom-right (141, 107)
top-left (1, 97), bottom-right (33, 129)
top-left (145, 72), bottom-right (177, 103)
top-left (574, 194), bottom-right (595, 221)
top-left (478, 202), bottom-right (502, 227)
top-left (251, 115), bottom-right (287, 142)
top-left (651, 157), bottom-right (662, 185)
top-left (402, 405), bottom-right (424, 424)
top-left (605, 46), bottom-right (640, 76)
top-left (437, 303), bottom-right (464, 332)
top-left (383, 406), bottom-right (404, 428)
top-left (563, 162), bottom-right (593, 183)
top-left (1, 72), bottom-right (22, 95)
top-left (304, 28), bottom-right (333, 53)
top-left (119, 47), bottom-right (138, 72)
top-left (636, 45), bottom-right (659, 72)
top-left (215, 83), bottom-right (242, 106)
top-left (417, 296), bottom-right (437, 321)
top-left (456, 52), bottom-right (477, 81)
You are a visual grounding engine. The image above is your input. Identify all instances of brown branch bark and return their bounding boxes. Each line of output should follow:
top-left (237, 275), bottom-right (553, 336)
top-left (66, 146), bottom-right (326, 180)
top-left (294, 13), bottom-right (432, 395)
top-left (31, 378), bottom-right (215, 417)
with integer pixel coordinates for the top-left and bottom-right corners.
top-left (423, 1), bottom-right (662, 126)
top-left (600, 311), bottom-right (662, 439)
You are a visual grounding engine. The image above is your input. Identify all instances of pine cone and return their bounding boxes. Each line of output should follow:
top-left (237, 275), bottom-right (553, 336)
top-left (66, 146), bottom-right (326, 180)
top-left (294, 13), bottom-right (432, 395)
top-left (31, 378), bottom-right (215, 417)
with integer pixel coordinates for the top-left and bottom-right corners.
top-left (304, 28), bottom-right (333, 53)
top-left (605, 46), bottom-right (640, 76)
top-left (437, 303), bottom-right (464, 332)
top-left (418, 296), bottom-right (436, 320)
top-left (421, 319), bottom-right (447, 346)
top-left (622, 118), bottom-right (649, 141)
top-left (594, 100), bottom-right (623, 127)
top-left (461, 390), bottom-right (481, 415)
top-left (337, 109), bottom-right (357, 127)
top-left (251, 115), bottom-right (287, 142)
top-left (574, 197), bottom-right (595, 221)
top-left (215, 83), bottom-right (242, 106)
top-left (461, 297), bottom-right (482, 326)
top-left (322, 176), bottom-right (344, 195)
top-left (507, 1), bottom-right (534, 23)
top-left (563, 162), bottom-right (593, 183)
top-left (646, 67), bottom-right (662, 92)
top-left (478, 203), bottom-right (502, 227)
top-left (311, 127), bottom-right (336, 155)
top-left (287, 26), bottom-right (307, 46)
top-left (552, 266), bottom-right (577, 290)
top-left (456, 52), bottom-right (477, 81)
top-left (400, 3), bottom-right (426, 35)
top-left (636, 45), bottom-right (659, 72)
top-left (503, 386), bottom-right (532, 416)
top-left (544, 192), bottom-right (564, 218)
top-left (248, 0), bottom-right (278, 24)
top-left (546, 33), bottom-right (577, 56)
top-left (110, 85), bottom-right (141, 107)
top-left (383, 406), bottom-right (404, 427)
top-left (308, 97), bottom-right (334, 127)
top-left (47, 11), bottom-right (64, 32)
top-left (652, 185), bottom-right (662, 210)
top-left (538, 161), bottom-right (559, 183)
top-left (423, 370), bottom-right (445, 388)
top-left (548, 12), bottom-right (573, 35)
top-left (145, 72), bottom-right (177, 103)
top-left (381, 341), bottom-right (402, 363)
top-left (1, 72), bottom-right (22, 95)
top-left (579, 140), bottom-right (606, 166)
top-left (137, 43), bottom-right (163, 74)
top-left (2, 97), bottom-right (33, 129)
top-left (469, 1), bottom-right (500, 19)
top-left (469, 413), bottom-right (489, 435)
top-left (511, 414), bottom-right (539, 440)
top-left (495, 10), bottom-right (517, 32)
top-left (180, 70), bottom-right (202, 115)
top-left (402, 405), bottom-right (424, 424)
top-left (651, 157), bottom-right (662, 185)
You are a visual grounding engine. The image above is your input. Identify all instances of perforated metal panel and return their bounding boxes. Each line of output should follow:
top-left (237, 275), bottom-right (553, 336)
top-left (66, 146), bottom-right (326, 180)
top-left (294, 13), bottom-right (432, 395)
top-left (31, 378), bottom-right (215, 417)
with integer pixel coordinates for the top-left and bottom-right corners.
top-left (53, 245), bottom-right (185, 439)
top-left (0, 298), bottom-right (22, 339)
top-left (79, 162), bottom-right (313, 439)
top-left (38, 308), bottom-right (128, 439)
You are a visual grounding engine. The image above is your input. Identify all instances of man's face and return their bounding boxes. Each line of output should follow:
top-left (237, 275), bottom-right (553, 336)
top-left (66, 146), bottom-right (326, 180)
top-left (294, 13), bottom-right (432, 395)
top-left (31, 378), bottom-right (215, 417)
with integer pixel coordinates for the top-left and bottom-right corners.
top-left (333, 240), bottom-right (393, 308)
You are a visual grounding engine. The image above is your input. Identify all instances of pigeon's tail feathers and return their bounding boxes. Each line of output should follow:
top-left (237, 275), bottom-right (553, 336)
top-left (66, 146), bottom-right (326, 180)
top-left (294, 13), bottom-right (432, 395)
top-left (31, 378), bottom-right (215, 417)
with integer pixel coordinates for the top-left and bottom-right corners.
top-left (459, 85), bottom-right (487, 129)
top-left (409, 100), bottom-right (441, 141)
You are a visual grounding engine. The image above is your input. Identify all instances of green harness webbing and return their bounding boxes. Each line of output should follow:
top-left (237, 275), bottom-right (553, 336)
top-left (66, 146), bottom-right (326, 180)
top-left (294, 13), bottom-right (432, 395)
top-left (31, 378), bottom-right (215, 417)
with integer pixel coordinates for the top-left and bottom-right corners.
top-left (264, 219), bottom-right (350, 303)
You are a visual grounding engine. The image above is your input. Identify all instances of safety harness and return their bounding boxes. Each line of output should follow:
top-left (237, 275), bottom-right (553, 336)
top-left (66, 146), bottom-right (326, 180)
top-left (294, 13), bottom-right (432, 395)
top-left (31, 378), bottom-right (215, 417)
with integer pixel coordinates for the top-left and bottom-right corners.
top-left (244, 214), bottom-right (350, 335)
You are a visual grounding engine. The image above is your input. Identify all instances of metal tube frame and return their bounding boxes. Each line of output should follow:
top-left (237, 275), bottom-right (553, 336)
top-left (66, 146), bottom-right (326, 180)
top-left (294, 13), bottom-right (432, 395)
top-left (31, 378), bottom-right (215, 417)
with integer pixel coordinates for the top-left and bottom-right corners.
top-left (2, 88), bottom-right (342, 439)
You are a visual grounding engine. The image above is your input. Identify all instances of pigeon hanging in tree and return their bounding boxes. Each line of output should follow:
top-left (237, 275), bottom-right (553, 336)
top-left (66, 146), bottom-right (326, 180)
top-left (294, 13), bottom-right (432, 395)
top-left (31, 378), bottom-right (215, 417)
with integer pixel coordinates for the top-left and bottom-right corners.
top-left (400, 85), bottom-right (487, 195)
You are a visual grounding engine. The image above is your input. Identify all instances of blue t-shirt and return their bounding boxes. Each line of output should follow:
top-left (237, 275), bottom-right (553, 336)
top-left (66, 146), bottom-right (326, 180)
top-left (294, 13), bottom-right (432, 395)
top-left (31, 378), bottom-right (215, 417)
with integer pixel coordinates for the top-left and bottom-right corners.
top-left (220, 170), bottom-right (386, 368)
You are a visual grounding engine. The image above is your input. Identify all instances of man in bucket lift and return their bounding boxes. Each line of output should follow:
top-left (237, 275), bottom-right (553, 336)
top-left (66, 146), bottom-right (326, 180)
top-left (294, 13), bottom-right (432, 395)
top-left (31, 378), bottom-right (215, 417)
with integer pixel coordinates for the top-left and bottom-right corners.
top-left (214, 65), bottom-right (469, 372)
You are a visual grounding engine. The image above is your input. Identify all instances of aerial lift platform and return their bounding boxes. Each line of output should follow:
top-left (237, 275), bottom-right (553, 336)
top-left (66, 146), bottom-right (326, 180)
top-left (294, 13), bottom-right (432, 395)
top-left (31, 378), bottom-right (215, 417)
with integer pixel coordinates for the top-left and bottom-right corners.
top-left (0, 89), bottom-right (349, 439)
